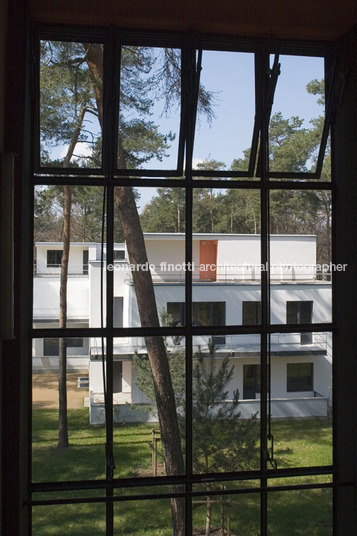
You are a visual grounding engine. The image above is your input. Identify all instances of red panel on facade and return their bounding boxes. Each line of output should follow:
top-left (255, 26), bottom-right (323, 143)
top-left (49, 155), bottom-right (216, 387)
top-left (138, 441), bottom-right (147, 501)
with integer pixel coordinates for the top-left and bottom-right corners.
top-left (199, 240), bottom-right (217, 280)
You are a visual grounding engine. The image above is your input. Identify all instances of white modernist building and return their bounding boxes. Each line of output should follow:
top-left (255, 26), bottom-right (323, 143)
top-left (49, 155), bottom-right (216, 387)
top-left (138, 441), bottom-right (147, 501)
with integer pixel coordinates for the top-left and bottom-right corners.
top-left (33, 234), bottom-right (332, 424)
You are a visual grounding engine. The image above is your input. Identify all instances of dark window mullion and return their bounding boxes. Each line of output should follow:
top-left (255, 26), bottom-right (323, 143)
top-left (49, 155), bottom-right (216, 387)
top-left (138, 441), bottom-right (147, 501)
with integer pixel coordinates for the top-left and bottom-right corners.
top-left (183, 41), bottom-right (199, 536)
top-left (258, 49), bottom-right (272, 536)
top-left (103, 33), bottom-right (119, 536)
top-left (32, 33), bottom-right (42, 173)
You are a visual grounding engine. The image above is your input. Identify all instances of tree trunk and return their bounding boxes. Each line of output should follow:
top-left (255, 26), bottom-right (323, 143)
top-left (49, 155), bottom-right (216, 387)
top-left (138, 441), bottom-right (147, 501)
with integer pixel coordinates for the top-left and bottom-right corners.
top-left (205, 489), bottom-right (212, 536)
top-left (57, 185), bottom-right (71, 448)
top-left (177, 203), bottom-right (181, 233)
top-left (57, 105), bottom-right (86, 449)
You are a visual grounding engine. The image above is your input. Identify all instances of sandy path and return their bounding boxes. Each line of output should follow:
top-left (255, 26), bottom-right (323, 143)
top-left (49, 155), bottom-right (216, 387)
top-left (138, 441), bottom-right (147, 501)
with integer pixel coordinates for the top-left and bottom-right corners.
top-left (32, 372), bottom-right (88, 409)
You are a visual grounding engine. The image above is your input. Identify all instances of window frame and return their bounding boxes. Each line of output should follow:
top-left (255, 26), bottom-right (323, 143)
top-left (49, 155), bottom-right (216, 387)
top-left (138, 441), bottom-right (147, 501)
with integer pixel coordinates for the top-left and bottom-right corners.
top-left (28, 26), bottom-right (336, 536)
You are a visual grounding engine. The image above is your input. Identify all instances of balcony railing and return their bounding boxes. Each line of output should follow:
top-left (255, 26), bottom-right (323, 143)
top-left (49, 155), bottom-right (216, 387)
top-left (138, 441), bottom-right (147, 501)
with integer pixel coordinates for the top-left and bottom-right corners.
top-left (118, 263), bottom-right (318, 283)
top-left (90, 332), bottom-right (328, 359)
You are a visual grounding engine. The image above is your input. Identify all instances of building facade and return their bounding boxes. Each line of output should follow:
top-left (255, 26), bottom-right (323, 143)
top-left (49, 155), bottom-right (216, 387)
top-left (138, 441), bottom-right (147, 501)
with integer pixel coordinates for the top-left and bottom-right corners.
top-left (33, 233), bottom-right (332, 424)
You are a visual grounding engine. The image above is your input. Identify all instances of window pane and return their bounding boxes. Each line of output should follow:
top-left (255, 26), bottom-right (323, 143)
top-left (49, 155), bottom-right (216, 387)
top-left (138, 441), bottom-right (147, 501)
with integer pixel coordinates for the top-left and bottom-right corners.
top-left (192, 481), bottom-right (261, 536)
top-left (192, 188), bottom-right (261, 325)
top-left (32, 502), bottom-right (106, 536)
top-left (270, 190), bottom-right (332, 325)
top-left (34, 185), bottom-right (106, 328)
top-left (114, 187), bottom-right (186, 327)
top-left (88, 337), bottom-right (185, 477)
top-left (193, 51), bottom-right (255, 174)
top-left (114, 489), bottom-right (184, 535)
top-left (32, 338), bottom-right (104, 482)
top-left (118, 46), bottom-right (181, 171)
top-left (40, 41), bottom-right (103, 168)
top-left (268, 488), bottom-right (332, 535)
top-left (268, 332), bottom-right (332, 468)
top-left (192, 335), bottom-right (260, 474)
top-left (269, 55), bottom-right (326, 175)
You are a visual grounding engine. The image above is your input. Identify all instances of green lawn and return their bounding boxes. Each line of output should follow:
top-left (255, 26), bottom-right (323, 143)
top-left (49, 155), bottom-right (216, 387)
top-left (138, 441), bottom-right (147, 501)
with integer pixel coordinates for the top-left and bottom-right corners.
top-left (32, 409), bottom-right (332, 535)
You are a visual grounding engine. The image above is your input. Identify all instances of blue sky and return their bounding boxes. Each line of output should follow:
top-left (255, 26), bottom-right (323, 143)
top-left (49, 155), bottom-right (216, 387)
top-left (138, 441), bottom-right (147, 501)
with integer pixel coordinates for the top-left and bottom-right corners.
top-left (145, 51), bottom-right (324, 172)
top-left (137, 52), bottom-right (325, 209)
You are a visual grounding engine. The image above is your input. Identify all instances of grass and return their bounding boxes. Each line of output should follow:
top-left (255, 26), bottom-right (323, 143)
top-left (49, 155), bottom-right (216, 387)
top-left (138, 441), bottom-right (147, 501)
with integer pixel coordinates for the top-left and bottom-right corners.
top-left (32, 409), bottom-right (332, 535)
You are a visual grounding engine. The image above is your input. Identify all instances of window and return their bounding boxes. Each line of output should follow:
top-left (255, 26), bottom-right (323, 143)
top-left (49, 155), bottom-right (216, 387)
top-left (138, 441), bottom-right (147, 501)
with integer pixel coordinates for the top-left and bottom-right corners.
top-left (167, 302), bottom-right (185, 326)
top-left (167, 302), bottom-right (226, 328)
top-left (83, 249), bottom-right (88, 274)
top-left (243, 364), bottom-right (261, 399)
top-left (287, 363), bottom-right (313, 392)
top-left (114, 250), bottom-right (125, 261)
top-left (192, 302), bottom-right (225, 327)
top-left (28, 29), bottom-right (335, 536)
top-left (193, 302), bottom-right (225, 344)
top-left (113, 361), bottom-right (123, 393)
top-left (43, 338), bottom-right (58, 356)
top-left (46, 249), bottom-right (62, 267)
top-left (287, 301), bottom-right (313, 324)
top-left (167, 302), bottom-right (225, 343)
top-left (66, 338), bottom-right (84, 348)
top-left (113, 297), bottom-right (123, 328)
top-left (243, 301), bottom-right (261, 325)
top-left (287, 301), bottom-right (313, 344)
top-left (43, 338), bottom-right (83, 355)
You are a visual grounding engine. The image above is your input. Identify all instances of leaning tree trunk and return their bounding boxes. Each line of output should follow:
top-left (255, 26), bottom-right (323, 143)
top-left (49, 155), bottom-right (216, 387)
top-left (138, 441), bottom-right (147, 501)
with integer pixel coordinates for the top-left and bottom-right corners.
top-left (84, 43), bottom-right (185, 535)
top-left (115, 185), bottom-right (185, 536)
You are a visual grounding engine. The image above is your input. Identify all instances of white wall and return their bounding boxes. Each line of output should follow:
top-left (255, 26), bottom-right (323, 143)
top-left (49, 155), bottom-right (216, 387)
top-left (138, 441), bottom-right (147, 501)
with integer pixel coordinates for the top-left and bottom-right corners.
top-left (210, 353), bottom-right (332, 405)
top-left (36, 244), bottom-right (90, 275)
top-left (32, 321), bottom-right (90, 370)
top-left (33, 276), bottom-right (89, 320)
top-left (124, 280), bottom-right (331, 328)
top-left (270, 283), bottom-right (332, 324)
top-left (89, 260), bottom-right (132, 327)
top-left (90, 359), bottom-right (132, 395)
top-left (141, 234), bottom-right (317, 282)
top-left (145, 237), bottom-right (186, 280)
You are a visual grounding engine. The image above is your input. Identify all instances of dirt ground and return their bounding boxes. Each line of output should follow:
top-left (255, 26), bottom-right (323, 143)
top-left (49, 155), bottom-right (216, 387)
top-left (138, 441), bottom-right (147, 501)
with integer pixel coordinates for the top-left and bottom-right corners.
top-left (32, 372), bottom-right (88, 409)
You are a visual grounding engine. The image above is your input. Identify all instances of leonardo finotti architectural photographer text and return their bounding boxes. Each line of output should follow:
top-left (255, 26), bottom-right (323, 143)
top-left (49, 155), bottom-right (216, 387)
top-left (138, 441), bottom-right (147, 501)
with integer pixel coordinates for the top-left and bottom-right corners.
top-left (107, 262), bottom-right (348, 273)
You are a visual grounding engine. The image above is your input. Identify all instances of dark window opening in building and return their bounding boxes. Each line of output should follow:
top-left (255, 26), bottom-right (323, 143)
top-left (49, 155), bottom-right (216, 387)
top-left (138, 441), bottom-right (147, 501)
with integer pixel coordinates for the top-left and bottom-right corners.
top-left (113, 361), bottom-right (123, 393)
top-left (243, 364), bottom-right (261, 399)
top-left (114, 250), bottom-right (125, 261)
top-left (287, 301), bottom-right (313, 344)
top-left (114, 297), bottom-right (124, 328)
top-left (287, 362), bottom-right (313, 392)
top-left (167, 302), bottom-right (226, 344)
top-left (43, 338), bottom-right (83, 355)
top-left (243, 301), bottom-right (261, 325)
top-left (46, 249), bottom-right (63, 267)
top-left (83, 249), bottom-right (88, 274)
